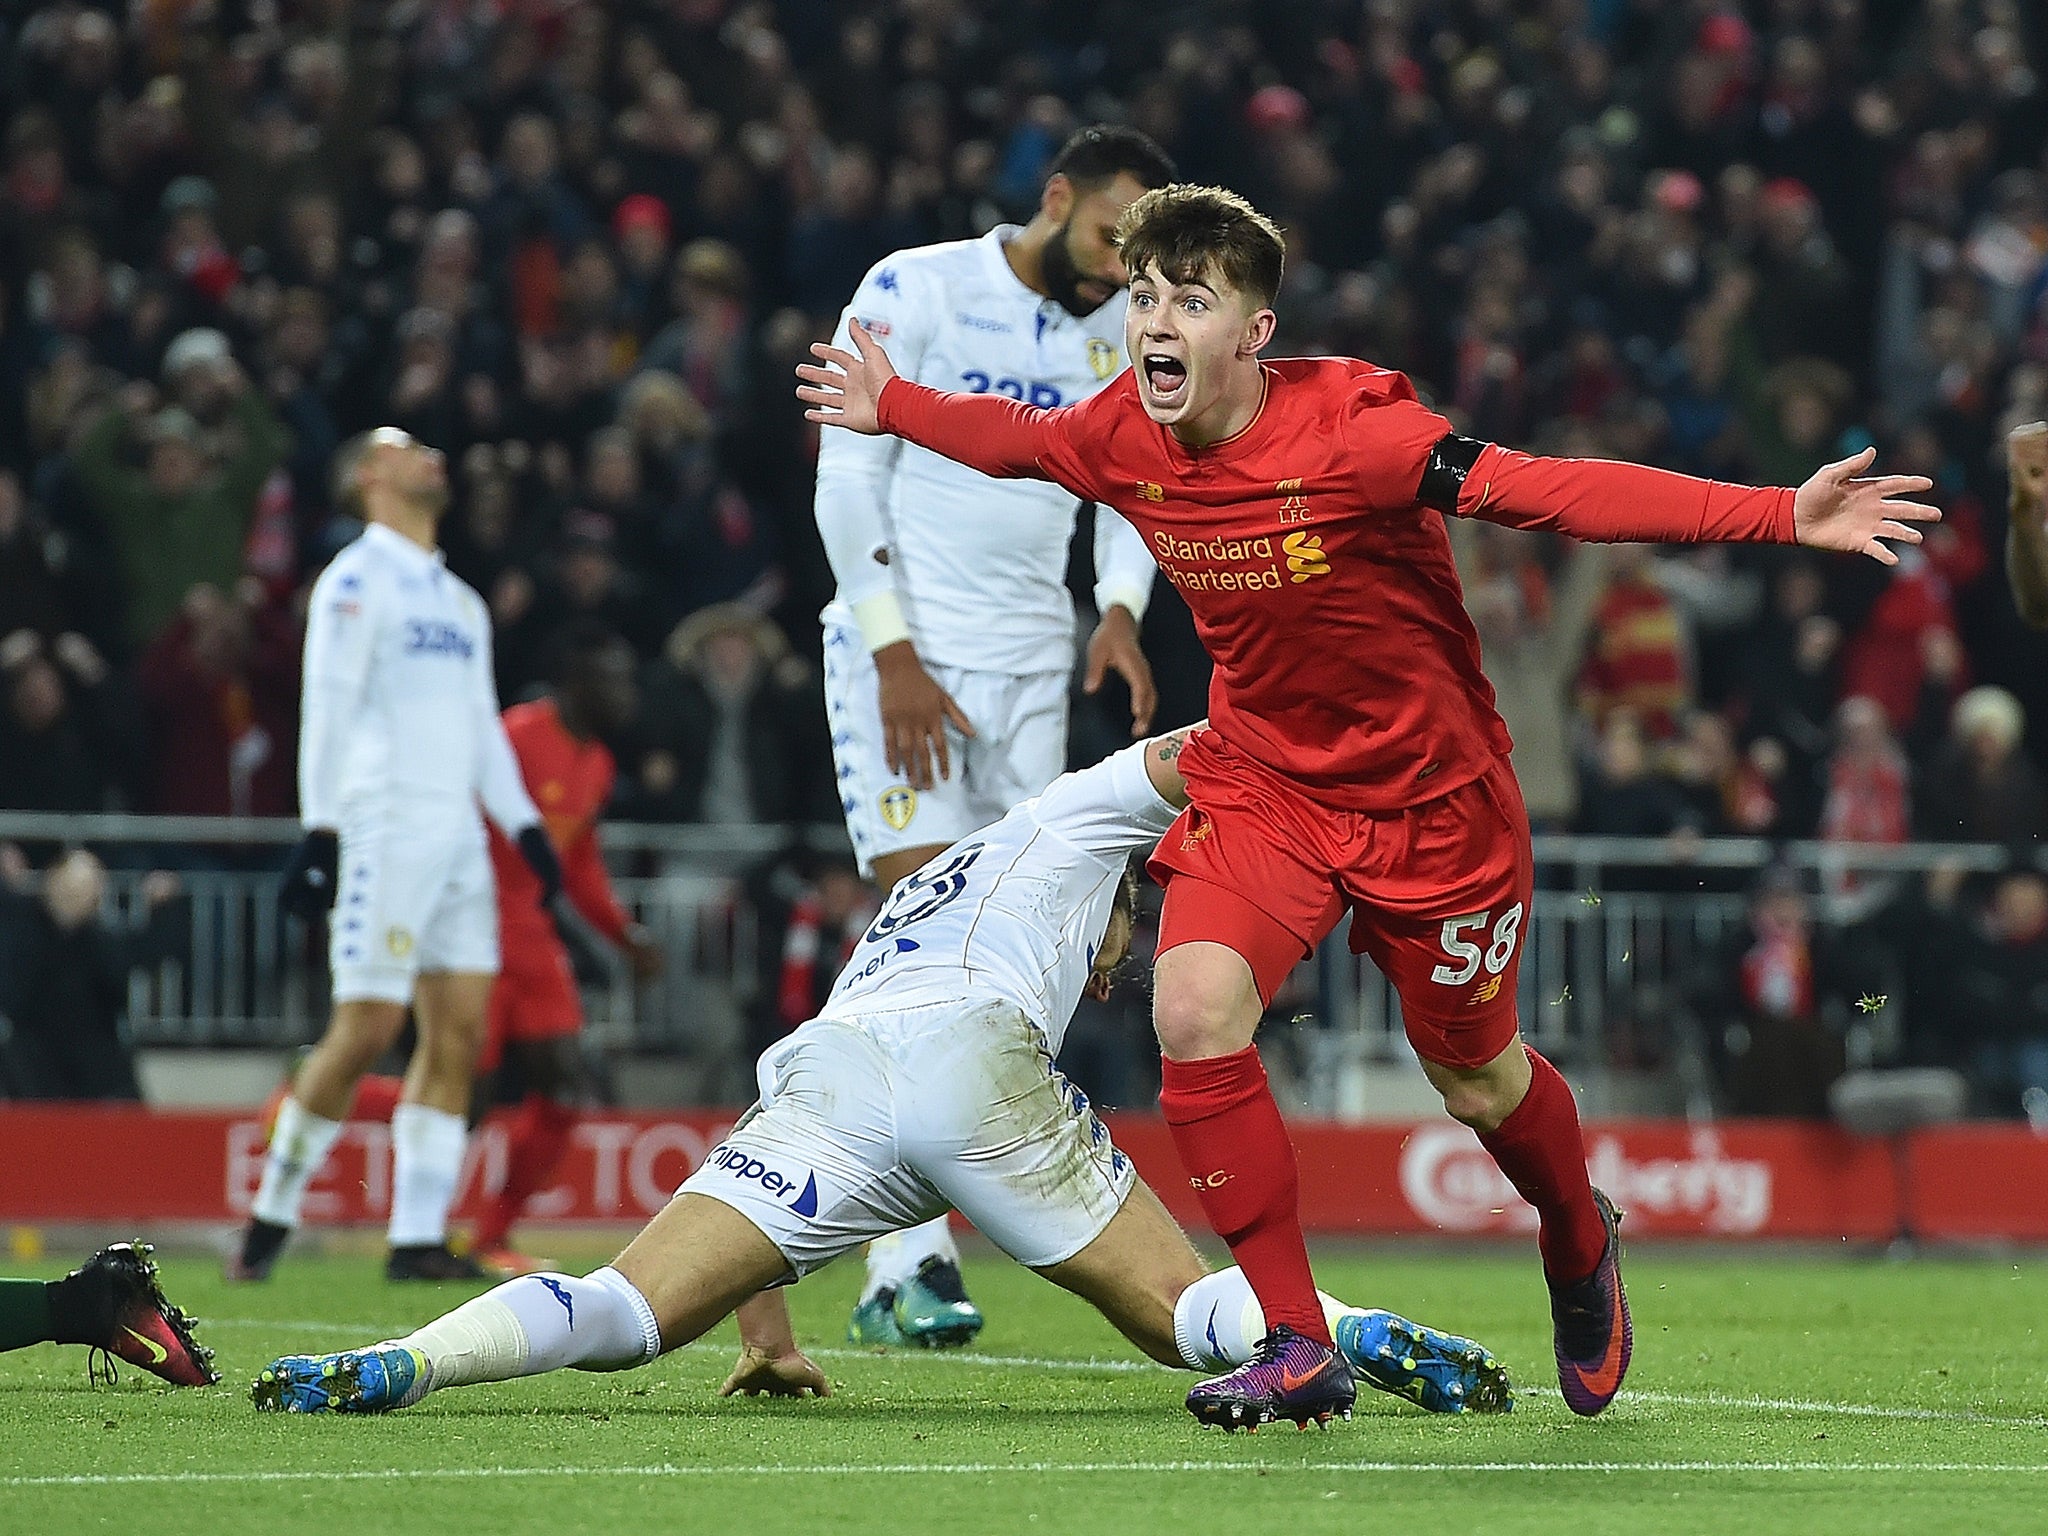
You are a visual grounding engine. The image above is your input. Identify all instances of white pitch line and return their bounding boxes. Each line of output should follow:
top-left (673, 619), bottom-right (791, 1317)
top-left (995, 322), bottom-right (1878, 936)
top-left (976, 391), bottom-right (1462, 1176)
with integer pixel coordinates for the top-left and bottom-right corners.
top-left (213, 1323), bottom-right (2048, 1427)
top-left (9, 1461), bottom-right (2048, 1491)
top-left (824, 1347), bottom-right (2047, 1426)
top-left (812, 1346), bottom-right (1161, 1374)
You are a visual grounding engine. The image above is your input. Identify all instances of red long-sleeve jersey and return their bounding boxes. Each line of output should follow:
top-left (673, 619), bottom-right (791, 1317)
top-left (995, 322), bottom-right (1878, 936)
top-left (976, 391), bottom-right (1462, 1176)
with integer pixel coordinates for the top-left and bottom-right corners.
top-left (487, 698), bottom-right (630, 950)
top-left (878, 359), bottom-right (1794, 811)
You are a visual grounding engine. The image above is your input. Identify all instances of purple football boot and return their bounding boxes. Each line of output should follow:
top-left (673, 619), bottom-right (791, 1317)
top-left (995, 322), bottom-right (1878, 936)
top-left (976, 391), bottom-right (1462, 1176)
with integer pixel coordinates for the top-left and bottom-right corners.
top-left (1185, 1325), bottom-right (1356, 1432)
top-left (1551, 1188), bottom-right (1632, 1416)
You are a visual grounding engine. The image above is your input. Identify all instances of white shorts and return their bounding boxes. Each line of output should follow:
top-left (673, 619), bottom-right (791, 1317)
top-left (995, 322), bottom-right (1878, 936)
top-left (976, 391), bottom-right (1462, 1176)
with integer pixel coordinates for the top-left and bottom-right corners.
top-left (329, 801), bottom-right (498, 1004)
top-left (678, 1000), bottom-right (1135, 1277)
top-left (822, 616), bottom-right (1069, 878)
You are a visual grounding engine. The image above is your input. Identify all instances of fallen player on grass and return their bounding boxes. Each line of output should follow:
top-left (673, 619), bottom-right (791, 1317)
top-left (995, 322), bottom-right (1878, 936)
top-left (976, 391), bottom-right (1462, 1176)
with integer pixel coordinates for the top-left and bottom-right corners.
top-left (252, 728), bottom-right (1511, 1428)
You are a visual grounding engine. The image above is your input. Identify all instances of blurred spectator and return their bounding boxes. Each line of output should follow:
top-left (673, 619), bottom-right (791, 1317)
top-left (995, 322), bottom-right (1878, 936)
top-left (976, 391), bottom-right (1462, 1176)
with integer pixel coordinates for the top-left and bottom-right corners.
top-left (1576, 710), bottom-right (1699, 838)
top-left (68, 345), bottom-right (288, 649)
top-left (1917, 686), bottom-right (2048, 845)
top-left (1734, 562), bottom-right (1841, 835)
top-left (622, 604), bottom-right (831, 826)
top-left (1667, 710), bottom-right (1742, 836)
top-left (1922, 868), bottom-right (2048, 1115)
top-left (1693, 870), bottom-right (1867, 1118)
top-left (1819, 697), bottom-right (1912, 850)
top-left (773, 856), bottom-right (878, 1034)
top-left (1577, 545), bottom-right (1692, 740)
top-left (0, 470), bottom-right (89, 642)
top-left (640, 240), bottom-right (752, 431)
top-left (1452, 522), bottom-right (1606, 828)
top-left (135, 583), bottom-right (299, 818)
top-left (500, 518), bottom-right (664, 695)
top-left (0, 853), bottom-right (184, 1101)
top-left (0, 630), bottom-right (132, 816)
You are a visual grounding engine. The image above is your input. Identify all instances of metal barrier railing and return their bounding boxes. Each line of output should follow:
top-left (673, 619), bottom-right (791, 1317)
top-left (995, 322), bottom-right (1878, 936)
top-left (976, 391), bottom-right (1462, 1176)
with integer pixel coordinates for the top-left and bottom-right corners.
top-left (0, 814), bottom-right (2018, 1095)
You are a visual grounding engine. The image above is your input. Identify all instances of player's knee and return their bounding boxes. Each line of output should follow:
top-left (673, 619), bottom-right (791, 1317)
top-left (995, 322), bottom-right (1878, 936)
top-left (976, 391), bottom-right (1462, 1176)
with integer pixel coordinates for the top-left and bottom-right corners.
top-left (412, 1013), bottom-right (486, 1082)
top-left (325, 1002), bottom-right (406, 1068)
top-left (1436, 1076), bottom-right (1515, 1133)
top-left (1151, 987), bottom-right (1245, 1061)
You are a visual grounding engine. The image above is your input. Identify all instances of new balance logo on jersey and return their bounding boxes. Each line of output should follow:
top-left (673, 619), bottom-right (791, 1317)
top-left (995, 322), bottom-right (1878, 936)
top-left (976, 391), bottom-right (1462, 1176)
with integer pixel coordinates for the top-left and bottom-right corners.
top-left (708, 1148), bottom-right (819, 1217)
top-left (403, 620), bottom-right (475, 657)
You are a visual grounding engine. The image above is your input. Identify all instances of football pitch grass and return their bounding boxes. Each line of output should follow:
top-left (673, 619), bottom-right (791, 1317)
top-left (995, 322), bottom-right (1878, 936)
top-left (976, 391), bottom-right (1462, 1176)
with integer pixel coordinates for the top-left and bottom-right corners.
top-left (2, 1243), bottom-right (2043, 1535)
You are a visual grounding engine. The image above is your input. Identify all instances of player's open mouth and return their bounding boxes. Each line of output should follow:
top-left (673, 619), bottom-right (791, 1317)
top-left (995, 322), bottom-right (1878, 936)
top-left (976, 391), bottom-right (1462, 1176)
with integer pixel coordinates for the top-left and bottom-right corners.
top-left (1143, 355), bottom-right (1188, 401)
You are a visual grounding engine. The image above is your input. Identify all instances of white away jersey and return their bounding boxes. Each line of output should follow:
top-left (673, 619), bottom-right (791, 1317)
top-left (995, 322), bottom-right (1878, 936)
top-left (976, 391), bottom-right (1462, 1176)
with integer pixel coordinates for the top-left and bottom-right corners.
top-left (297, 522), bottom-right (536, 834)
top-left (815, 226), bottom-right (1156, 673)
top-left (817, 741), bottom-right (1178, 1053)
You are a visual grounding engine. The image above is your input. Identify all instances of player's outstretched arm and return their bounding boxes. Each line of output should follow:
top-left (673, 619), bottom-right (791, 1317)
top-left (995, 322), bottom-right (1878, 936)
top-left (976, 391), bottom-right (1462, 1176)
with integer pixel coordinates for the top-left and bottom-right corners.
top-left (1447, 436), bottom-right (1938, 561)
top-left (798, 321), bottom-right (1081, 486)
top-left (2005, 422), bottom-right (2048, 628)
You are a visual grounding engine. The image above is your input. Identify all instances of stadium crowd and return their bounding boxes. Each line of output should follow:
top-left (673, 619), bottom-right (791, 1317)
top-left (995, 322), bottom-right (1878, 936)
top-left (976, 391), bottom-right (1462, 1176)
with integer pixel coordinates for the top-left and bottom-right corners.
top-left (2, 0), bottom-right (2047, 1112)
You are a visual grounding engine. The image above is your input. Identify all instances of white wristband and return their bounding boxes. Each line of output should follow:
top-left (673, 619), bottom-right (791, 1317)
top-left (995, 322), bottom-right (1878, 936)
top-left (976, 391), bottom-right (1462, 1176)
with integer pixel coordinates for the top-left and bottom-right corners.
top-left (1094, 583), bottom-right (1153, 626)
top-left (852, 590), bottom-right (912, 653)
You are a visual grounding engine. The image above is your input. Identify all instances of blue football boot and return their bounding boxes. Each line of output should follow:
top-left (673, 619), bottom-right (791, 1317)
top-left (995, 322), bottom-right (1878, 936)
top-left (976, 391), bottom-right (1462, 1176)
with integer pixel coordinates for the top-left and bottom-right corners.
top-left (251, 1345), bottom-right (426, 1414)
top-left (1335, 1308), bottom-right (1514, 1414)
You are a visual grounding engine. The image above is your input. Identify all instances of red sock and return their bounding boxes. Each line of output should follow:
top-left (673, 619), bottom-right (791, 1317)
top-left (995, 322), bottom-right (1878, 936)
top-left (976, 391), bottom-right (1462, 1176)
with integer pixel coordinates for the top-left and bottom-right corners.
top-left (1478, 1048), bottom-right (1608, 1285)
top-left (1159, 1046), bottom-right (1330, 1346)
top-left (347, 1074), bottom-right (404, 1123)
top-left (472, 1095), bottom-right (577, 1253)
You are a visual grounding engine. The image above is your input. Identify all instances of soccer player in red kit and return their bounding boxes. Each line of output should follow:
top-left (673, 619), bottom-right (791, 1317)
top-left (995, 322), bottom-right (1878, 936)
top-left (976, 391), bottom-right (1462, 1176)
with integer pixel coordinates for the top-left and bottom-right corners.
top-left (473, 623), bottom-right (661, 1274)
top-left (798, 184), bottom-right (1939, 1429)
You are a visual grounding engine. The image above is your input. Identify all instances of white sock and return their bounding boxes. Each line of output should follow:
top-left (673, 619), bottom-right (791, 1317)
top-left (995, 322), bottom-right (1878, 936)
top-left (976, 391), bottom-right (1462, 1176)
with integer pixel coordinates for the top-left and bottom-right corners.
top-left (394, 1267), bottom-right (661, 1401)
top-left (250, 1097), bottom-right (345, 1228)
top-left (1171, 1267), bottom-right (1352, 1371)
top-left (862, 1215), bottom-right (960, 1301)
top-left (388, 1102), bottom-right (468, 1248)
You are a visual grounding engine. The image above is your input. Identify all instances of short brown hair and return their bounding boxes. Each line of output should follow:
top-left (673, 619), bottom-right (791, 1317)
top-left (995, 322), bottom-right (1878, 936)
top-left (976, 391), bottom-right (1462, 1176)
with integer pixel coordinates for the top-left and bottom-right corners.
top-left (1114, 185), bottom-right (1286, 309)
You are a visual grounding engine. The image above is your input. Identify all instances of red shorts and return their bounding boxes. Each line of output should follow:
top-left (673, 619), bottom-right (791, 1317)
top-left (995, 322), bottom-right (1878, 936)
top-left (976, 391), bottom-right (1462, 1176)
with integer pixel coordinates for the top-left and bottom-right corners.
top-left (1148, 730), bottom-right (1532, 1070)
top-left (478, 932), bottom-right (583, 1074)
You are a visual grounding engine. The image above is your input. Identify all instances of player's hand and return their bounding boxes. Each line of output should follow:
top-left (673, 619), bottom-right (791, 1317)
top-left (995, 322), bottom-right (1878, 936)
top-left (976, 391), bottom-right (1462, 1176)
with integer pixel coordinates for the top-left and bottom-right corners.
top-left (874, 640), bottom-right (974, 790)
top-left (720, 1344), bottom-right (831, 1399)
top-left (625, 925), bottom-right (666, 980)
top-left (515, 825), bottom-right (565, 907)
top-left (796, 319), bottom-right (896, 435)
top-left (547, 894), bottom-right (614, 987)
top-left (1083, 605), bottom-right (1156, 737)
top-left (1791, 447), bottom-right (1941, 566)
top-left (2010, 421), bottom-right (2048, 516)
top-left (278, 829), bottom-right (340, 918)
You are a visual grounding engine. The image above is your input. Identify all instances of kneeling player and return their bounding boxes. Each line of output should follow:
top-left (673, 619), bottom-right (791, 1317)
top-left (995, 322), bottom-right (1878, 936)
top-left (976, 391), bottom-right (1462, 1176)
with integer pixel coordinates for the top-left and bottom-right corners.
top-left (252, 732), bottom-right (1511, 1428)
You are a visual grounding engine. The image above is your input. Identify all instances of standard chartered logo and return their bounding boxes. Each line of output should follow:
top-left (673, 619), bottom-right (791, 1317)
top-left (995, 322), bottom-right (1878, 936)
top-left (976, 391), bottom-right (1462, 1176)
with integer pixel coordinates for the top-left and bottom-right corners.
top-left (1150, 529), bottom-right (1339, 594)
top-left (1283, 531), bottom-right (1330, 583)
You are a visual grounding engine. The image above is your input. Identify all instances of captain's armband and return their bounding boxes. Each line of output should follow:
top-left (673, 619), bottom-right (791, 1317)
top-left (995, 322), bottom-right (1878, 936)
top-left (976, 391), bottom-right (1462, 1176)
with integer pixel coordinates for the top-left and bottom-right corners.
top-left (1416, 433), bottom-right (1489, 514)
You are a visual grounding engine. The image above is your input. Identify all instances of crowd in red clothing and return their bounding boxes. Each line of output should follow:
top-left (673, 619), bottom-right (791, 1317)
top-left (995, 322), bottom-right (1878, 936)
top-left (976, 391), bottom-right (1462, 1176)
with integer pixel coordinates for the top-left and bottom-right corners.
top-left (0, 3), bottom-right (2045, 1109)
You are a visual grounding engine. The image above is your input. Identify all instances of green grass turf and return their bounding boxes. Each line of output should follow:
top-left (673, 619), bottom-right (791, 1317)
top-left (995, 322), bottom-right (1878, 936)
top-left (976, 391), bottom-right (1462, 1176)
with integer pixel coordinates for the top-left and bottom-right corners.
top-left (0, 1243), bottom-right (2043, 1536)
